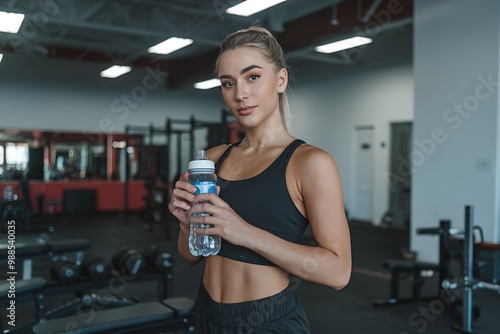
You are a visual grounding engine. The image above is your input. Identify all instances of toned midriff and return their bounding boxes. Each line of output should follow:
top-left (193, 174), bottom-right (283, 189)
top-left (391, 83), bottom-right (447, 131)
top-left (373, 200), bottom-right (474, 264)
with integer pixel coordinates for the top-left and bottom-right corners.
top-left (203, 255), bottom-right (289, 304)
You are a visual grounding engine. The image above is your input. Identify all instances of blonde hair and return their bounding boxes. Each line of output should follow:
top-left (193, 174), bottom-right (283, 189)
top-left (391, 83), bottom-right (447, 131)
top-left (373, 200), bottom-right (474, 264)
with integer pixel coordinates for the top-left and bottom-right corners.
top-left (215, 26), bottom-right (290, 130)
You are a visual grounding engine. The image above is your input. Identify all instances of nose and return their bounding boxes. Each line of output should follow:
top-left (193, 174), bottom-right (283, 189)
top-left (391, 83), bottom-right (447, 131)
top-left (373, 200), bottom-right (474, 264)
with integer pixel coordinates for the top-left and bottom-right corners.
top-left (235, 82), bottom-right (248, 101)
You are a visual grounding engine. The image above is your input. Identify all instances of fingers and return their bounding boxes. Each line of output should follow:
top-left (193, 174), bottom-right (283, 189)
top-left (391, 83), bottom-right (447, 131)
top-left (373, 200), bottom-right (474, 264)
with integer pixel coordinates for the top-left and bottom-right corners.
top-left (175, 180), bottom-right (196, 194)
top-left (172, 188), bottom-right (195, 203)
top-left (192, 192), bottom-right (227, 207)
top-left (169, 196), bottom-right (192, 214)
top-left (189, 216), bottom-right (218, 235)
top-left (192, 225), bottom-right (217, 235)
top-left (168, 171), bottom-right (195, 218)
top-left (179, 171), bottom-right (189, 181)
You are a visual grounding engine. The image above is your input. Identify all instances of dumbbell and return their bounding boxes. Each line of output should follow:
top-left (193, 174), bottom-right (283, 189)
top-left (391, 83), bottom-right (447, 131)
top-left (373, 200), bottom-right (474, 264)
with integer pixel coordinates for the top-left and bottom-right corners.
top-left (51, 260), bottom-right (81, 285)
top-left (82, 253), bottom-right (110, 282)
top-left (112, 248), bottom-right (146, 277)
top-left (142, 245), bottom-right (174, 274)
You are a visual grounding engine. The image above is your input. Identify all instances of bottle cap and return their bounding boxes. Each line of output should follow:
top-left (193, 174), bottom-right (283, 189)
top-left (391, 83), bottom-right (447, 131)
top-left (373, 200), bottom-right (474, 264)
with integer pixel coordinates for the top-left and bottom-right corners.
top-left (188, 159), bottom-right (215, 171)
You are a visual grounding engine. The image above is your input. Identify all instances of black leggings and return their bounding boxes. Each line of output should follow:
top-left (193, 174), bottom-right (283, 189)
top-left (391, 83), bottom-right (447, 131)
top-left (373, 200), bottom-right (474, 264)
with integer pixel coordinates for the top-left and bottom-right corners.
top-left (194, 282), bottom-right (311, 334)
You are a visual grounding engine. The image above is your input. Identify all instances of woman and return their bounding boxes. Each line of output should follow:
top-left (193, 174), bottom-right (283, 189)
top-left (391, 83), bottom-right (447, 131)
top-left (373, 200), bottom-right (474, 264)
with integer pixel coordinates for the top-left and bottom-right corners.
top-left (168, 26), bottom-right (351, 333)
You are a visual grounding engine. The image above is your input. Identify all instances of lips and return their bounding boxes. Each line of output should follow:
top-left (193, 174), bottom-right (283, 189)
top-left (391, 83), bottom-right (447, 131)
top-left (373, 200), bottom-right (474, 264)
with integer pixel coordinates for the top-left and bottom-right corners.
top-left (236, 106), bottom-right (256, 115)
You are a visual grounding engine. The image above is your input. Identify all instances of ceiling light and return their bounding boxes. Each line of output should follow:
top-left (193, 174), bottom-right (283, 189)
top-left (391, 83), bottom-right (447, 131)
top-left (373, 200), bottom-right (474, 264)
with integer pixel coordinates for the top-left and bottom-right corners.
top-left (112, 141), bottom-right (127, 149)
top-left (148, 37), bottom-right (193, 55)
top-left (315, 36), bottom-right (373, 54)
top-left (100, 65), bottom-right (132, 79)
top-left (226, 0), bottom-right (287, 17)
top-left (0, 54), bottom-right (3, 64)
top-left (194, 79), bottom-right (221, 90)
top-left (0, 11), bottom-right (25, 33)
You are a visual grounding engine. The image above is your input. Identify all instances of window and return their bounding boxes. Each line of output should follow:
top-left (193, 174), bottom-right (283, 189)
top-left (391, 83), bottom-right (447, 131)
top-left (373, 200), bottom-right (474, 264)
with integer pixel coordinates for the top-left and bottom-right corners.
top-left (5, 142), bottom-right (28, 170)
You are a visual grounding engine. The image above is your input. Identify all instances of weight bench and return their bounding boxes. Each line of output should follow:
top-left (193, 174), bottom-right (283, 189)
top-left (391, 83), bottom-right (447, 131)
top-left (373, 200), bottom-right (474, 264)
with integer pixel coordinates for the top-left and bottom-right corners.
top-left (0, 278), bottom-right (46, 334)
top-left (0, 239), bottom-right (90, 279)
top-left (32, 297), bottom-right (195, 334)
top-left (0, 242), bottom-right (49, 280)
top-left (374, 259), bottom-right (440, 307)
top-left (48, 238), bottom-right (91, 265)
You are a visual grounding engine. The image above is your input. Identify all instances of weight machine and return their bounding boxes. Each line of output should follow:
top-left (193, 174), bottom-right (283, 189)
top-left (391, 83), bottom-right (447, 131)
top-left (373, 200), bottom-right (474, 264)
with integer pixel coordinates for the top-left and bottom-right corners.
top-left (165, 110), bottom-right (238, 181)
top-left (441, 206), bottom-right (500, 333)
top-left (123, 124), bottom-right (169, 227)
top-left (376, 206), bottom-right (500, 333)
top-left (124, 111), bottom-right (239, 236)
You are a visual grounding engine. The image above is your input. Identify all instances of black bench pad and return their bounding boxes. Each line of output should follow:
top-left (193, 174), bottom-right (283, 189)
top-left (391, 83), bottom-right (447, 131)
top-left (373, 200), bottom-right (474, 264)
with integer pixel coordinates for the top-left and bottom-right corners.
top-left (49, 239), bottom-right (90, 253)
top-left (384, 259), bottom-right (440, 271)
top-left (32, 302), bottom-right (174, 334)
top-left (0, 277), bottom-right (46, 298)
top-left (0, 242), bottom-right (49, 258)
top-left (163, 297), bottom-right (195, 316)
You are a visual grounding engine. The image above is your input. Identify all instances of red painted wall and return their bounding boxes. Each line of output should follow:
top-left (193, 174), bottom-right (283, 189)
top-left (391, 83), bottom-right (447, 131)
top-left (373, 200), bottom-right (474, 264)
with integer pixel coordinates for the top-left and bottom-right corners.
top-left (0, 180), bottom-right (150, 213)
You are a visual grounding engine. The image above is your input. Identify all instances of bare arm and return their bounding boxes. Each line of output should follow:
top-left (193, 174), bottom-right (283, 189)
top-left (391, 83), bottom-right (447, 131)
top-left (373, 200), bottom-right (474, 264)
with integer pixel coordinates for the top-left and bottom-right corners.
top-left (190, 148), bottom-right (352, 289)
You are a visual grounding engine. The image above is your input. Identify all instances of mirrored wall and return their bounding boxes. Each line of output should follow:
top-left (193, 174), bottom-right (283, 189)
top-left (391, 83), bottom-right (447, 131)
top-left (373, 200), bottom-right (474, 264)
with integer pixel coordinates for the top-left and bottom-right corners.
top-left (0, 129), bottom-right (142, 181)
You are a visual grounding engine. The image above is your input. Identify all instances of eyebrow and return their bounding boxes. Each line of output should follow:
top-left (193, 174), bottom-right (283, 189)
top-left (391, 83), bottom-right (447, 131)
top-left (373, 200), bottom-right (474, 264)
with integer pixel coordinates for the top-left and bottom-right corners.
top-left (219, 64), bottom-right (263, 79)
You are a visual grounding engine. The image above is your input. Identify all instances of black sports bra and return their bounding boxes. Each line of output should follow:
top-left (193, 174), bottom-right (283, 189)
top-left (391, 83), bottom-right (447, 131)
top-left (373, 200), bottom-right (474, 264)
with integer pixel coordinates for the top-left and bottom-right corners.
top-left (215, 139), bottom-right (309, 266)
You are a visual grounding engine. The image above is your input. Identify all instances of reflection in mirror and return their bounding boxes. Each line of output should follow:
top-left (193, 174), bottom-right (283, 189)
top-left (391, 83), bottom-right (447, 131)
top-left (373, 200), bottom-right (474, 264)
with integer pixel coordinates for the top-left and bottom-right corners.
top-left (0, 129), bottom-right (140, 181)
top-left (0, 141), bottom-right (29, 180)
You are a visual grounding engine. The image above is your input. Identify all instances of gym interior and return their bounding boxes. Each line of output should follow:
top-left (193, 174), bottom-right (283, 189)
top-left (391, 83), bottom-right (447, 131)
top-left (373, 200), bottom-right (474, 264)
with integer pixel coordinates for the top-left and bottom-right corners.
top-left (1, 1), bottom-right (499, 333)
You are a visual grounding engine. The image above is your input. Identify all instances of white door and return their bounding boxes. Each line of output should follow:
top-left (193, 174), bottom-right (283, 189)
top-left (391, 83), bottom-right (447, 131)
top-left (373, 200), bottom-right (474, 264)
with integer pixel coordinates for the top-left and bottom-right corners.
top-left (353, 127), bottom-right (374, 222)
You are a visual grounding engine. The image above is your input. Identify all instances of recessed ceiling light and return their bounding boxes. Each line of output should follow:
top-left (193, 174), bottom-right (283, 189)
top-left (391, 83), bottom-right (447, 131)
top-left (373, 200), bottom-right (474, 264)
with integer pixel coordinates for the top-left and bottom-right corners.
top-left (100, 65), bottom-right (132, 79)
top-left (226, 0), bottom-right (287, 17)
top-left (0, 54), bottom-right (3, 64)
top-left (148, 37), bottom-right (193, 55)
top-left (0, 11), bottom-right (25, 34)
top-left (315, 36), bottom-right (373, 54)
top-left (194, 79), bottom-right (221, 90)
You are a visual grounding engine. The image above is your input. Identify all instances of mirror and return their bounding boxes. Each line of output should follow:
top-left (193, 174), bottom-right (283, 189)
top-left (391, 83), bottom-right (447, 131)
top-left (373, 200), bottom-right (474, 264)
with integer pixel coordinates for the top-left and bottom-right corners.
top-left (0, 129), bottom-right (141, 181)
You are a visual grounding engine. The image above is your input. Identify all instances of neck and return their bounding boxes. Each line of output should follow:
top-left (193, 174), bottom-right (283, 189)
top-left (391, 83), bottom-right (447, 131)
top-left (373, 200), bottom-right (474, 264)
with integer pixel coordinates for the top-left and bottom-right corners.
top-left (240, 125), bottom-right (292, 150)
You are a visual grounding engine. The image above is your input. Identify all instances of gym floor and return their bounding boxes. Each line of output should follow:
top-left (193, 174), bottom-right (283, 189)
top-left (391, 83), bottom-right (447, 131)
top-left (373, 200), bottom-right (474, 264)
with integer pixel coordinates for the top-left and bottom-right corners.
top-left (3, 213), bottom-right (499, 334)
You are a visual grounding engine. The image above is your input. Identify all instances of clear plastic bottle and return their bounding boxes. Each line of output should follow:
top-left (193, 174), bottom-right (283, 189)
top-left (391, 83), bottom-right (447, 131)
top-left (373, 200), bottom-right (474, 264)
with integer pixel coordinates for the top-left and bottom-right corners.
top-left (187, 149), bottom-right (221, 257)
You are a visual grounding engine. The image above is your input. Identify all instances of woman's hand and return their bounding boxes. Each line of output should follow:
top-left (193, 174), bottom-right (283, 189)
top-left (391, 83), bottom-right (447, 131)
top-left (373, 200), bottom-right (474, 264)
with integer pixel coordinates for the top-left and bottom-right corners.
top-left (187, 192), bottom-right (253, 247)
top-left (168, 172), bottom-right (196, 233)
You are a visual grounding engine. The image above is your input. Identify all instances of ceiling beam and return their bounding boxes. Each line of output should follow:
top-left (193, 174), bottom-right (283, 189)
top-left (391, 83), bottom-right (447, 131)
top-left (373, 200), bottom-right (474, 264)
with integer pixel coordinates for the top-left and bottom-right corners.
top-left (166, 0), bottom-right (413, 89)
top-left (0, 0), bottom-right (413, 90)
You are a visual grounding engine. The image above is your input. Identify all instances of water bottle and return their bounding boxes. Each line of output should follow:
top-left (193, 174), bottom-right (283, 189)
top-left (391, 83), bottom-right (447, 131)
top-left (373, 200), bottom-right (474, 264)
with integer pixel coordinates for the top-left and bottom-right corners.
top-left (187, 149), bottom-right (221, 257)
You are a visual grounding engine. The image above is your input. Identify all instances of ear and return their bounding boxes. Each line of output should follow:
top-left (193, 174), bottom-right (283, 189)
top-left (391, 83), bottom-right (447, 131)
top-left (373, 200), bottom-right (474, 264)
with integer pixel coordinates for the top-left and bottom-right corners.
top-left (277, 68), bottom-right (288, 93)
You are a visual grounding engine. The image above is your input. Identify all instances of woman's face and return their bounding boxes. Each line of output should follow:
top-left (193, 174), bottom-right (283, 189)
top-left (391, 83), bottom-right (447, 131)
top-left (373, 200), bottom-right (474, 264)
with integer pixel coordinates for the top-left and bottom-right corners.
top-left (218, 47), bottom-right (287, 128)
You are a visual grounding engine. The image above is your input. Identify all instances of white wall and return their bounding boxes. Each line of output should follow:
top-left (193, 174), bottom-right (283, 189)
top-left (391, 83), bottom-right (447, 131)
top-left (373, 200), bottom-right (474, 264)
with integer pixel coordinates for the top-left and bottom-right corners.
top-left (413, 0), bottom-right (500, 262)
top-left (0, 54), bottom-right (225, 177)
top-left (1, 55), bottom-right (225, 130)
top-left (290, 62), bottom-right (413, 225)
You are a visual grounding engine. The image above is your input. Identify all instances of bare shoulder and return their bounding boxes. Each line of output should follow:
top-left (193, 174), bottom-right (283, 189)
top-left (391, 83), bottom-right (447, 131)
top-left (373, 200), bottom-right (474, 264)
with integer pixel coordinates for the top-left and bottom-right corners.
top-left (293, 143), bottom-right (338, 172)
top-left (206, 144), bottom-right (231, 163)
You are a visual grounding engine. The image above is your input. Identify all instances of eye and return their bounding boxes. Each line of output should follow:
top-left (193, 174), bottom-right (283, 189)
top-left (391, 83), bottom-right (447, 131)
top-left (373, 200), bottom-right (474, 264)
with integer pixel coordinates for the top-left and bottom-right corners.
top-left (222, 81), bottom-right (235, 88)
top-left (249, 74), bottom-right (259, 81)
